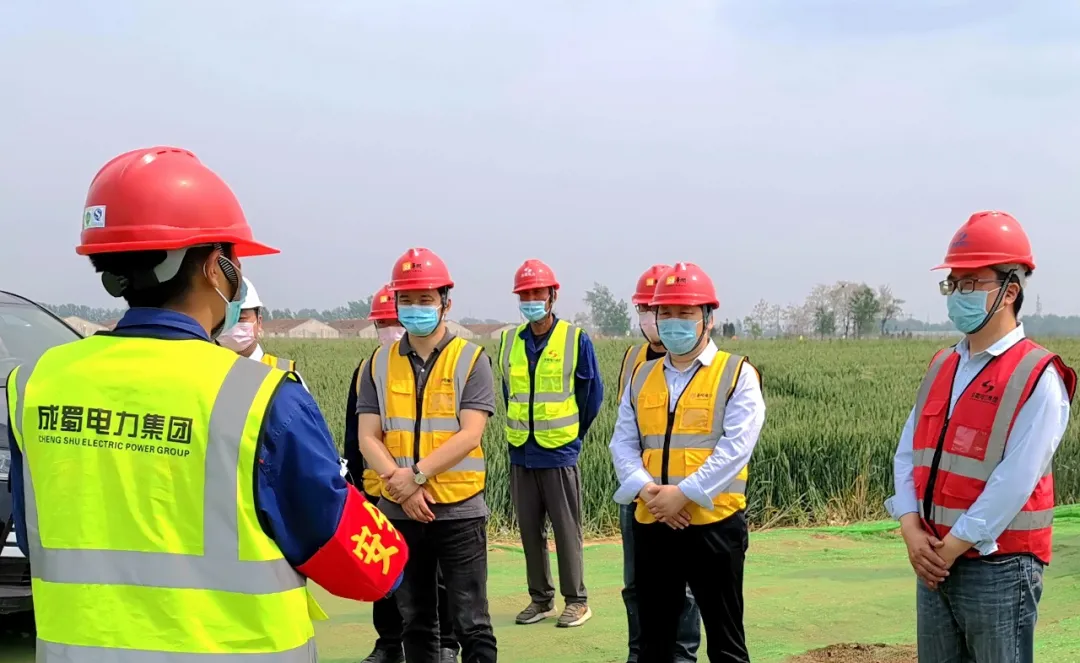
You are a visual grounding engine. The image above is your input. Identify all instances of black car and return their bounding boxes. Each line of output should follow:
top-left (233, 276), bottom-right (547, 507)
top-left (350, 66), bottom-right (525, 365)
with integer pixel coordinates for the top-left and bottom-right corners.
top-left (0, 291), bottom-right (82, 616)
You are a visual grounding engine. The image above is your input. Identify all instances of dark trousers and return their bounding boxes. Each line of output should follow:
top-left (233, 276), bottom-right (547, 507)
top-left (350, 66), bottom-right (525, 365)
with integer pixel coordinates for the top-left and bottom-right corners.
top-left (392, 516), bottom-right (497, 663)
top-left (917, 554), bottom-right (1043, 663)
top-left (365, 490), bottom-right (458, 653)
top-left (620, 503), bottom-right (700, 662)
top-left (634, 512), bottom-right (749, 663)
top-left (509, 464), bottom-right (587, 604)
top-left (371, 573), bottom-right (459, 652)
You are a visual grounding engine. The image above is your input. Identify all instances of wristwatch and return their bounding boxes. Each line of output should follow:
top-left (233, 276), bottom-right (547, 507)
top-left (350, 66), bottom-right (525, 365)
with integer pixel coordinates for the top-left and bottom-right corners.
top-left (412, 465), bottom-right (428, 485)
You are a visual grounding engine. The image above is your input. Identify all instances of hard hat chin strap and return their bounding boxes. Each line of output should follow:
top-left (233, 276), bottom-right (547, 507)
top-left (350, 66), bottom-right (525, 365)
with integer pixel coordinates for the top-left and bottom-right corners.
top-left (966, 267), bottom-right (1018, 336)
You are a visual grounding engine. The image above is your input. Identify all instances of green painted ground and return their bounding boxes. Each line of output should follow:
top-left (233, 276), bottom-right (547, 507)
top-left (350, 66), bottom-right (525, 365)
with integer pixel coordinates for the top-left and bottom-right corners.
top-left (3, 509), bottom-right (1079, 662)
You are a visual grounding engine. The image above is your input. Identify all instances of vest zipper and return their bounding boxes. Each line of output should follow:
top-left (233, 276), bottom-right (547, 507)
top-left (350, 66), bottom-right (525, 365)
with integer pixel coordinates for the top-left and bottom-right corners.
top-left (414, 359), bottom-right (435, 465)
top-left (528, 365), bottom-right (535, 437)
top-left (922, 359), bottom-right (995, 538)
top-left (661, 411), bottom-right (676, 484)
top-left (661, 364), bottom-right (703, 485)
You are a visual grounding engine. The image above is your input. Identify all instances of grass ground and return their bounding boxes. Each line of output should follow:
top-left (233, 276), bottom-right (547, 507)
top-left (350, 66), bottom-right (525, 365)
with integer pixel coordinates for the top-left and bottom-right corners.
top-left (4, 508), bottom-right (1079, 661)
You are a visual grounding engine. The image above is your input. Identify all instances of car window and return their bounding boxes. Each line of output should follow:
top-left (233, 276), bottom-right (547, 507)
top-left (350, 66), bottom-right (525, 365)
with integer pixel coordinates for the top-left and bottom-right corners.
top-left (0, 302), bottom-right (81, 391)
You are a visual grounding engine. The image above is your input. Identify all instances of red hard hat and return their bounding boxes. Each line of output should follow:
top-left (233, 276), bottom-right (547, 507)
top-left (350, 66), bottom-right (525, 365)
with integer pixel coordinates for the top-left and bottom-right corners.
top-left (633, 264), bottom-right (671, 305)
top-left (389, 247), bottom-right (454, 291)
top-left (934, 211), bottom-right (1035, 272)
top-left (512, 259), bottom-right (559, 294)
top-left (650, 262), bottom-right (720, 308)
top-left (368, 284), bottom-right (398, 321)
top-left (76, 147), bottom-right (277, 257)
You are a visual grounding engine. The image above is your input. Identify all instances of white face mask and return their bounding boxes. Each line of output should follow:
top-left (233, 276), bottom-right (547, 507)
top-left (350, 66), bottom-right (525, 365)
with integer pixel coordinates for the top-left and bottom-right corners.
top-left (377, 325), bottom-right (406, 347)
top-left (218, 321), bottom-right (257, 352)
top-left (639, 311), bottom-right (659, 343)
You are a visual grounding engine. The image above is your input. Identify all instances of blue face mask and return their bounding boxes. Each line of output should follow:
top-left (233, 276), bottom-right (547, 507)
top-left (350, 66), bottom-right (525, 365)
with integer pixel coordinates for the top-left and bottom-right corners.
top-left (215, 278), bottom-right (246, 337)
top-left (947, 290), bottom-right (994, 334)
top-left (657, 318), bottom-right (701, 355)
top-left (519, 301), bottom-right (548, 323)
top-left (397, 304), bottom-right (441, 337)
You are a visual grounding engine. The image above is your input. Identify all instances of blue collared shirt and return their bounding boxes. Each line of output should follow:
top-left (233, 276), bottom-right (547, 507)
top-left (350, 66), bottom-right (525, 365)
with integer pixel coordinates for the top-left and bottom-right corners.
top-left (608, 340), bottom-right (765, 508)
top-left (885, 324), bottom-right (1071, 555)
top-left (500, 317), bottom-right (604, 469)
top-left (6, 308), bottom-right (363, 576)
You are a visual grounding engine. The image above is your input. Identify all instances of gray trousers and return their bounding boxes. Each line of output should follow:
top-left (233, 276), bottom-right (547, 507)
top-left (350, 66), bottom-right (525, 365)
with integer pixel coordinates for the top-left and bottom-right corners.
top-left (509, 464), bottom-right (587, 605)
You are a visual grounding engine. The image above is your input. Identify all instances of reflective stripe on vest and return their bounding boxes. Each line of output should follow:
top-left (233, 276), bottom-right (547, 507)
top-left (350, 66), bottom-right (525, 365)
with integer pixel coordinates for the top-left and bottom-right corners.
top-left (500, 321), bottom-right (581, 448)
top-left (629, 351), bottom-right (748, 525)
top-left (910, 340), bottom-right (1066, 563)
top-left (261, 353), bottom-right (295, 373)
top-left (371, 337), bottom-right (485, 503)
top-left (7, 337), bottom-right (314, 660)
top-left (618, 343), bottom-right (649, 399)
top-left (33, 639), bottom-right (318, 663)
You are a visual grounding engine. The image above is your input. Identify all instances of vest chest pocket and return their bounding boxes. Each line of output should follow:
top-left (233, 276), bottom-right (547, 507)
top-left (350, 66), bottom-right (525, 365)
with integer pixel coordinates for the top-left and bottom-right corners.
top-left (676, 393), bottom-right (714, 433)
top-left (390, 380), bottom-right (415, 399)
top-left (945, 424), bottom-right (990, 461)
top-left (535, 356), bottom-right (564, 393)
top-left (676, 407), bottom-right (712, 432)
top-left (915, 399), bottom-right (948, 450)
top-left (425, 380), bottom-right (457, 418)
top-left (508, 361), bottom-right (530, 392)
top-left (638, 392), bottom-right (667, 418)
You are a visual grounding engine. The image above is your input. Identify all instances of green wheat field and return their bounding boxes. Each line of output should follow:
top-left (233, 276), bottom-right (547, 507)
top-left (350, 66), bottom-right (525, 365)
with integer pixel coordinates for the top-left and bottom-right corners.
top-left (266, 336), bottom-right (1080, 536)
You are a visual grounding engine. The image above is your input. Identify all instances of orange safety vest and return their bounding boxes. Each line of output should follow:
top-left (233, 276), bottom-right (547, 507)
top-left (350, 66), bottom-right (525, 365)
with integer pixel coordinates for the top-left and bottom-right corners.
top-left (618, 343), bottom-right (650, 398)
top-left (912, 338), bottom-right (1076, 565)
top-left (261, 353), bottom-right (295, 373)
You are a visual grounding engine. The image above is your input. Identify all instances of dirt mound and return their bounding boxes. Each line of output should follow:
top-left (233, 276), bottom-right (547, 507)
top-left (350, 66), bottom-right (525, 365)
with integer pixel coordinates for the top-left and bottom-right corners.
top-left (787, 643), bottom-right (917, 662)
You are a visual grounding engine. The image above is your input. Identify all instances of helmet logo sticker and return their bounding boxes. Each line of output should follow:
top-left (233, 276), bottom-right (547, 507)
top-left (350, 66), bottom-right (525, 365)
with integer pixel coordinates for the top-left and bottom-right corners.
top-left (83, 206), bottom-right (106, 230)
top-left (951, 231), bottom-right (969, 248)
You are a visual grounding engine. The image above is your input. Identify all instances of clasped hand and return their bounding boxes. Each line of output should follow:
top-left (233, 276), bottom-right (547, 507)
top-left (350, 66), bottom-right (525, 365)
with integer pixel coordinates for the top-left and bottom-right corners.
top-left (640, 483), bottom-right (692, 530)
top-left (380, 467), bottom-right (437, 523)
top-left (901, 522), bottom-right (953, 590)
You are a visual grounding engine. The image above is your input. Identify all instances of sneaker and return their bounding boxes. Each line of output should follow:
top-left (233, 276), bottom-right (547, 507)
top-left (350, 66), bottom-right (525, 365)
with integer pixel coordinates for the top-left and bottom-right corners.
top-left (556, 602), bottom-right (592, 628)
top-left (360, 647), bottom-right (404, 663)
top-left (515, 601), bottom-right (557, 625)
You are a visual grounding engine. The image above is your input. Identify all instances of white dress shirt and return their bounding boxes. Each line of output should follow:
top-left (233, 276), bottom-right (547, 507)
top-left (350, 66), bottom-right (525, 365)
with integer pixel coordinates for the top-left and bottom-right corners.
top-left (248, 343), bottom-right (309, 393)
top-left (608, 340), bottom-right (766, 509)
top-left (885, 324), bottom-right (1071, 555)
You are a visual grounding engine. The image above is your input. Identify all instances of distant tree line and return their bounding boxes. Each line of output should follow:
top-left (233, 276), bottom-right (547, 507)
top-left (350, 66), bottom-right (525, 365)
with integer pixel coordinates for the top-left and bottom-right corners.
top-left (739, 282), bottom-right (905, 340)
top-left (41, 289), bottom-right (1080, 338)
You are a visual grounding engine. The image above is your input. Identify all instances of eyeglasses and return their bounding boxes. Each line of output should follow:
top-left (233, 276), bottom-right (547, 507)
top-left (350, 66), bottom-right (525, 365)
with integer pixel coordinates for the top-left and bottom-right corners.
top-left (939, 278), bottom-right (1002, 296)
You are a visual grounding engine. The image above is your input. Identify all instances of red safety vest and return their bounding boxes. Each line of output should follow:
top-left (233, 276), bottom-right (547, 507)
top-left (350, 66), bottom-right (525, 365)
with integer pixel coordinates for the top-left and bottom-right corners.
top-left (912, 337), bottom-right (1076, 565)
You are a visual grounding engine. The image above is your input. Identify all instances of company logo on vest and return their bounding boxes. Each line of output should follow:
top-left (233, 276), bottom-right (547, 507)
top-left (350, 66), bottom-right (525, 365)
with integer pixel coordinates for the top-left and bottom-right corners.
top-left (35, 402), bottom-right (196, 458)
top-left (971, 379), bottom-right (1000, 404)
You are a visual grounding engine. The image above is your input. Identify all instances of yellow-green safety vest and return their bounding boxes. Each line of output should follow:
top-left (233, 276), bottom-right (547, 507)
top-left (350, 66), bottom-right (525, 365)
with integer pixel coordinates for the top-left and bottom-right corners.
top-left (499, 320), bottom-right (581, 449)
top-left (629, 350), bottom-right (750, 526)
top-left (6, 335), bottom-right (317, 662)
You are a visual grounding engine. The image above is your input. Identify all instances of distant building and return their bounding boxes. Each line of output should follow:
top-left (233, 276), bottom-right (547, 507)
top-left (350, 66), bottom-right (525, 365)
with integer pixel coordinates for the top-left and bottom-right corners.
top-left (907, 329), bottom-right (964, 340)
top-left (462, 323), bottom-right (517, 339)
top-left (261, 318), bottom-right (340, 339)
top-left (62, 316), bottom-right (106, 337)
top-left (444, 320), bottom-right (476, 339)
top-left (328, 319), bottom-right (377, 339)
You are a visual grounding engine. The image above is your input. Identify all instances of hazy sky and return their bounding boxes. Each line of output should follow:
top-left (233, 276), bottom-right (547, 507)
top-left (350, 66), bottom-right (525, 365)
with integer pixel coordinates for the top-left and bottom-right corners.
top-left (3, 1), bottom-right (1080, 322)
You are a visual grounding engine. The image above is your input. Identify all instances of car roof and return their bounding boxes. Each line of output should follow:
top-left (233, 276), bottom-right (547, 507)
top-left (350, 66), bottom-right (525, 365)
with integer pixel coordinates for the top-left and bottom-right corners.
top-left (0, 291), bottom-right (40, 306)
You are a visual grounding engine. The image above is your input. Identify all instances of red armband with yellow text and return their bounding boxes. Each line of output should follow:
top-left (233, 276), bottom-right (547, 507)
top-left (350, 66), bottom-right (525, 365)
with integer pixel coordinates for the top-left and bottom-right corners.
top-left (297, 484), bottom-right (408, 602)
